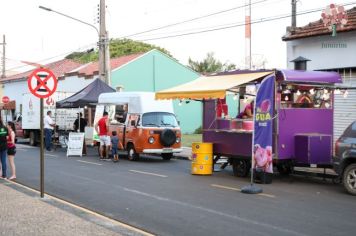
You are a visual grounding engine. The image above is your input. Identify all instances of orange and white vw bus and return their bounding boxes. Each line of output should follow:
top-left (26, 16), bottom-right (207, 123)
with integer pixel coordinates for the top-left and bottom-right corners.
top-left (97, 92), bottom-right (182, 161)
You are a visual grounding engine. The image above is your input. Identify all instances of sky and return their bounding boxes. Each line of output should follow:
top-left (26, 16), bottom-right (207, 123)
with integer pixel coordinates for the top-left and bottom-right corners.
top-left (1, 0), bottom-right (355, 73)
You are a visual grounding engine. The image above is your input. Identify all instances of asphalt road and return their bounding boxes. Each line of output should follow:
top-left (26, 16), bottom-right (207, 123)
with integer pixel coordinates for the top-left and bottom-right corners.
top-left (11, 143), bottom-right (356, 236)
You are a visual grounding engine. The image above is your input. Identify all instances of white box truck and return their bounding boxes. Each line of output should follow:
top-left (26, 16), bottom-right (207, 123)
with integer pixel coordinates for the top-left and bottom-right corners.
top-left (16, 92), bottom-right (81, 146)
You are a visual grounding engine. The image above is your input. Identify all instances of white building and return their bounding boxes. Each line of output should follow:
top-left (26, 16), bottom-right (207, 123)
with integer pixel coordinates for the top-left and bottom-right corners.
top-left (283, 6), bottom-right (356, 144)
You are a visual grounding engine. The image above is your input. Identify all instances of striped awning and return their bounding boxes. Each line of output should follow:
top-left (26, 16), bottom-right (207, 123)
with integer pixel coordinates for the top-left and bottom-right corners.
top-left (156, 71), bottom-right (272, 100)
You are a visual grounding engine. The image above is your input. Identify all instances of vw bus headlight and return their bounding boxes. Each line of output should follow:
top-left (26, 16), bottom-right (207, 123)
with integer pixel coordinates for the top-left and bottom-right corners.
top-left (176, 137), bottom-right (181, 143)
top-left (148, 136), bottom-right (155, 144)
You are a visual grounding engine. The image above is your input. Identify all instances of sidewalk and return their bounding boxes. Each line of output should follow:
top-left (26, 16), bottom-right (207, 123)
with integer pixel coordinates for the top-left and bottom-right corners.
top-left (174, 147), bottom-right (191, 160)
top-left (0, 179), bottom-right (151, 236)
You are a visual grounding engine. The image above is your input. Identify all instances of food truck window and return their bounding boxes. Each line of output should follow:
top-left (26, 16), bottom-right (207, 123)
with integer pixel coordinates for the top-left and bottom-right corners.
top-left (280, 86), bottom-right (332, 109)
top-left (104, 105), bottom-right (116, 120)
top-left (128, 114), bottom-right (139, 127)
top-left (114, 105), bottom-right (128, 123)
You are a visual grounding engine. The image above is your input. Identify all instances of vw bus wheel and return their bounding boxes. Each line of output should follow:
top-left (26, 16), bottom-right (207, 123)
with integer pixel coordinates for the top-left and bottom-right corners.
top-left (162, 153), bottom-right (173, 160)
top-left (232, 159), bottom-right (250, 177)
top-left (343, 164), bottom-right (356, 196)
top-left (127, 145), bottom-right (139, 161)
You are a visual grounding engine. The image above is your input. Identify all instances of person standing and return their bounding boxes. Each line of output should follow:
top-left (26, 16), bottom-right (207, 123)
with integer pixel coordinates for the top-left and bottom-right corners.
top-left (73, 112), bottom-right (87, 132)
top-left (6, 121), bottom-right (16, 180)
top-left (44, 111), bottom-right (55, 151)
top-left (111, 131), bottom-right (119, 162)
top-left (74, 112), bottom-right (88, 155)
top-left (95, 111), bottom-right (110, 160)
top-left (236, 100), bottom-right (254, 119)
top-left (0, 118), bottom-right (8, 178)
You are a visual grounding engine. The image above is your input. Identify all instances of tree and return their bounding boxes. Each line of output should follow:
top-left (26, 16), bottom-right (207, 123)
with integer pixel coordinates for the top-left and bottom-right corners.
top-left (188, 52), bottom-right (236, 74)
top-left (66, 39), bottom-right (172, 63)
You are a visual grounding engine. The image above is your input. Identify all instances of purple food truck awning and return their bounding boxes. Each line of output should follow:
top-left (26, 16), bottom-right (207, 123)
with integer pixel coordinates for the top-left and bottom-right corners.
top-left (278, 70), bottom-right (342, 84)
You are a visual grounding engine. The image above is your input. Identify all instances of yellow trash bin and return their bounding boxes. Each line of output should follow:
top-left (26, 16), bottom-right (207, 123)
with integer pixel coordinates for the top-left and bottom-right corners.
top-left (191, 142), bottom-right (213, 175)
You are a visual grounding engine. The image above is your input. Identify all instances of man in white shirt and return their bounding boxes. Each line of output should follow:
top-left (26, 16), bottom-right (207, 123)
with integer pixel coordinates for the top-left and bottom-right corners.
top-left (44, 111), bottom-right (55, 151)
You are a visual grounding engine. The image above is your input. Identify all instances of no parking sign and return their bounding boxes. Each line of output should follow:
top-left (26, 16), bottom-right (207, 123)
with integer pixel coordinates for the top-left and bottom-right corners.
top-left (27, 67), bottom-right (57, 198)
top-left (28, 68), bottom-right (58, 98)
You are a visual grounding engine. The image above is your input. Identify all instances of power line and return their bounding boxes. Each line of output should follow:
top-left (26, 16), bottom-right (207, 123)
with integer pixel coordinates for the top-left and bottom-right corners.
top-left (5, 42), bottom-right (97, 72)
top-left (136, 1), bottom-right (356, 41)
top-left (122, 0), bottom-right (270, 38)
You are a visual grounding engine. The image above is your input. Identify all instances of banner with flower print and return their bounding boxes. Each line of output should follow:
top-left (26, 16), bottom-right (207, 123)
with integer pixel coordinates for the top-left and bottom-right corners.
top-left (253, 75), bottom-right (274, 173)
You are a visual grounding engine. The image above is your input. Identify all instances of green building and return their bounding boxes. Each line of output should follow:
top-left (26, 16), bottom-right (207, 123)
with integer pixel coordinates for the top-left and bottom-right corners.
top-left (111, 49), bottom-right (201, 134)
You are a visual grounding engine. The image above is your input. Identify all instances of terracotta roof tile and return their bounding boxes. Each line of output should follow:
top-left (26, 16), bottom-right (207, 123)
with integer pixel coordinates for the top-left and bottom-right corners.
top-left (0, 59), bottom-right (83, 82)
top-left (71, 53), bottom-right (143, 78)
top-left (283, 6), bottom-right (356, 41)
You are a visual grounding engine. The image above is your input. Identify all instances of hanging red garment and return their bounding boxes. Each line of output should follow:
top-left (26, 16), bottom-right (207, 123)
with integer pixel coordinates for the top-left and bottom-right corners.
top-left (216, 98), bottom-right (228, 118)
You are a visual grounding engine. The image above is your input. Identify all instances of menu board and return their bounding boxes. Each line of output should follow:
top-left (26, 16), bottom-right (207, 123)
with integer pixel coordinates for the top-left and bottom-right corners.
top-left (67, 132), bottom-right (85, 157)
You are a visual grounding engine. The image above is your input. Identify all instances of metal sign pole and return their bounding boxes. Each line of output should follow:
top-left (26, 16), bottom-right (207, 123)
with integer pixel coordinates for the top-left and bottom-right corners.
top-left (28, 67), bottom-right (58, 199)
top-left (40, 98), bottom-right (44, 198)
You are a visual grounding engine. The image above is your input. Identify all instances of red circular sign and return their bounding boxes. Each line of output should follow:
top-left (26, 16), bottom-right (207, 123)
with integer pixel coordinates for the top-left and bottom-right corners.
top-left (2, 96), bottom-right (9, 104)
top-left (28, 68), bottom-right (58, 98)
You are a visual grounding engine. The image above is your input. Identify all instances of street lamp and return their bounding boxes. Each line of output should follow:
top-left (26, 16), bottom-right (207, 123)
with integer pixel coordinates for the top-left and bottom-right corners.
top-left (39, 5), bottom-right (110, 85)
top-left (39, 6), bottom-right (99, 36)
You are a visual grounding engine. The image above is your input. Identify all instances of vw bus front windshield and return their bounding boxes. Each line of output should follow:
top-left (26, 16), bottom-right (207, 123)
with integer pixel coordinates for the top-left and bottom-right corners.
top-left (142, 112), bottom-right (178, 127)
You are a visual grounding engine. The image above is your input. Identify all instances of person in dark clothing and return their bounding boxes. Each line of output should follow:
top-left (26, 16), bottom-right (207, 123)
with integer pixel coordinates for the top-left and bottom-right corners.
top-left (0, 118), bottom-right (8, 178)
top-left (7, 121), bottom-right (16, 180)
top-left (73, 112), bottom-right (88, 132)
top-left (73, 112), bottom-right (88, 155)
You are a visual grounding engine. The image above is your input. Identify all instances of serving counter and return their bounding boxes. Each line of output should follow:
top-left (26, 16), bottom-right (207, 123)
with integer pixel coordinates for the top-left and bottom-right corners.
top-left (202, 118), bottom-right (254, 157)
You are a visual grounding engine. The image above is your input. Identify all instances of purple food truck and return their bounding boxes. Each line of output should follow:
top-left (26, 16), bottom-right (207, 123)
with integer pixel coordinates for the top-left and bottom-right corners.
top-left (156, 69), bottom-right (354, 191)
top-left (203, 70), bottom-right (342, 177)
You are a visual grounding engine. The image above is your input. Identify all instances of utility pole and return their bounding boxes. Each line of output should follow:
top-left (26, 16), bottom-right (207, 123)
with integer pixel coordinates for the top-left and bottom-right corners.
top-left (98, 0), bottom-right (111, 85)
top-left (1, 35), bottom-right (5, 78)
top-left (291, 0), bottom-right (297, 29)
top-left (245, 0), bottom-right (252, 70)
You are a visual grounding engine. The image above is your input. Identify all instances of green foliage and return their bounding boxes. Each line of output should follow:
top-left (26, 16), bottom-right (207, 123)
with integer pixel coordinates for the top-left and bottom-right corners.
top-left (65, 38), bottom-right (172, 63)
top-left (188, 52), bottom-right (236, 74)
top-left (193, 125), bottom-right (202, 134)
top-left (181, 134), bottom-right (202, 147)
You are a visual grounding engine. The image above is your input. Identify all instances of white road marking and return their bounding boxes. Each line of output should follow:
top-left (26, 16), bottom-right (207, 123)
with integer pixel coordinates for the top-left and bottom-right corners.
top-left (77, 160), bottom-right (102, 166)
top-left (51, 173), bottom-right (298, 235)
top-left (129, 170), bottom-right (167, 178)
top-left (211, 184), bottom-right (276, 198)
top-left (45, 154), bottom-right (57, 157)
top-left (258, 193), bottom-right (276, 198)
top-left (15, 144), bottom-right (36, 149)
top-left (123, 187), bottom-right (303, 236)
top-left (211, 184), bottom-right (241, 191)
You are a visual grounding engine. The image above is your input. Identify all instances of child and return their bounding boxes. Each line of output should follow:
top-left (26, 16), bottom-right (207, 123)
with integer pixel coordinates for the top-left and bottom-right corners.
top-left (111, 131), bottom-right (119, 162)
